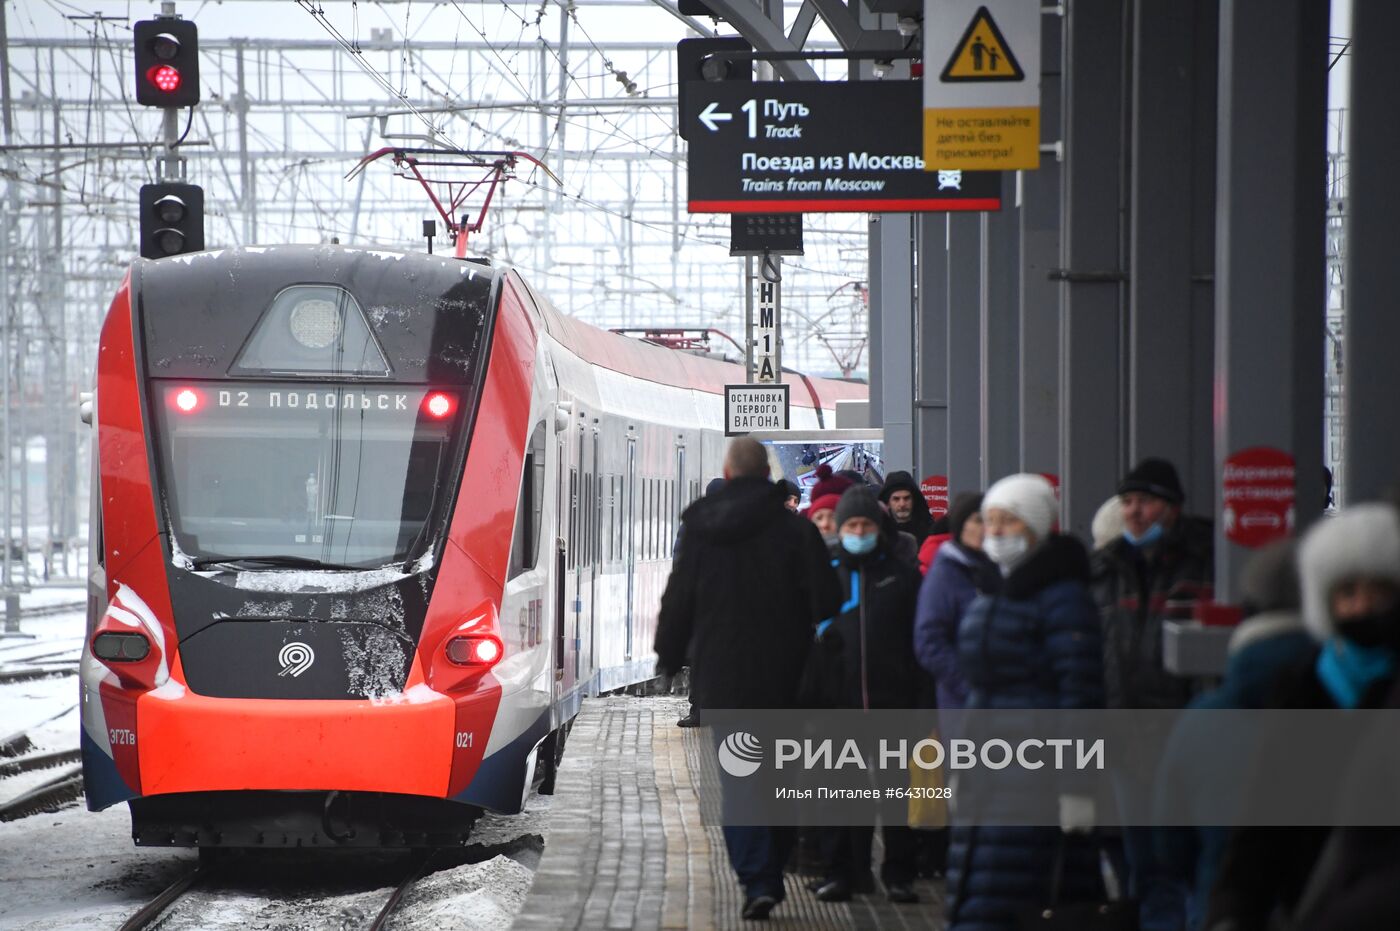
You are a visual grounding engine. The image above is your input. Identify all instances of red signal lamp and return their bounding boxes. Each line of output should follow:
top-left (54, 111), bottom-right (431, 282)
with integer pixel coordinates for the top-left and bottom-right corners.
top-left (147, 64), bottom-right (182, 94)
top-left (423, 392), bottom-right (455, 419)
top-left (173, 387), bottom-right (202, 413)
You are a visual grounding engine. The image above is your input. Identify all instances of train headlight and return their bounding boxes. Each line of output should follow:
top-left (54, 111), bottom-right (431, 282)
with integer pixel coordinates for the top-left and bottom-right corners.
top-left (446, 634), bottom-right (503, 667)
top-left (289, 298), bottom-right (341, 349)
top-left (93, 631), bottom-right (151, 662)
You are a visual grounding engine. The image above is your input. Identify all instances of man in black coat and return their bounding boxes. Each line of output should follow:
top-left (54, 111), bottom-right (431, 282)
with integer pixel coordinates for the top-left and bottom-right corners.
top-left (879, 470), bottom-right (936, 544)
top-left (655, 436), bottom-right (841, 920)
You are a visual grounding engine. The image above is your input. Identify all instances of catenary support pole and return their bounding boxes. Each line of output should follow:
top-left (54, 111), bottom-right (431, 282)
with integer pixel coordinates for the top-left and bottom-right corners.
top-left (1213, 0), bottom-right (1327, 600)
top-left (1342, 1), bottom-right (1400, 503)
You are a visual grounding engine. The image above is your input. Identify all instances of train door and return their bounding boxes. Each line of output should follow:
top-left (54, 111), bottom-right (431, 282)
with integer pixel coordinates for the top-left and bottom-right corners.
top-left (587, 422), bottom-right (600, 687)
top-left (624, 432), bottom-right (637, 661)
top-left (554, 405), bottom-right (574, 690)
top-left (673, 441), bottom-right (685, 555)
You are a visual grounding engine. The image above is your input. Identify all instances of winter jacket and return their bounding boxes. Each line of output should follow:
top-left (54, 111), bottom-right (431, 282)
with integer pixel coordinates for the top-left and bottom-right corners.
top-left (1092, 515), bottom-right (1214, 709)
top-left (913, 541), bottom-right (999, 712)
top-left (1289, 677), bottom-right (1400, 931)
top-left (879, 470), bottom-right (936, 544)
top-left (655, 476), bottom-right (842, 710)
top-left (946, 535), bottom-right (1106, 931)
top-left (1153, 613), bottom-right (1314, 928)
top-left (918, 532), bottom-right (951, 574)
top-left (1203, 649), bottom-right (1398, 931)
top-left (802, 540), bottom-right (924, 710)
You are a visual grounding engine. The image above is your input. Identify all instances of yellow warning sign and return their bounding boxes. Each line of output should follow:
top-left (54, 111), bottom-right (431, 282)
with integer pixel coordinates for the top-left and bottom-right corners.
top-left (940, 6), bottom-right (1024, 83)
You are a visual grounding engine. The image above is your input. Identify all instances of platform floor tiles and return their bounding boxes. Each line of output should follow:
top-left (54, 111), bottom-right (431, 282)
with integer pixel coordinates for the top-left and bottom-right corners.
top-left (513, 695), bottom-right (946, 930)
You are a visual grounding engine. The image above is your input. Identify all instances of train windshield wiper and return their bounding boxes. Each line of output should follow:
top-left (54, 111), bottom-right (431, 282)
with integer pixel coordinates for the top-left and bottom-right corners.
top-left (191, 554), bottom-right (366, 572)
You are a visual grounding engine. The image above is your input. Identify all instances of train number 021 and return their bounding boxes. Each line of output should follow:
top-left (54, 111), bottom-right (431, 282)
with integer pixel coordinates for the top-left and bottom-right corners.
top-left (455, 731), bottom-right (474, 749)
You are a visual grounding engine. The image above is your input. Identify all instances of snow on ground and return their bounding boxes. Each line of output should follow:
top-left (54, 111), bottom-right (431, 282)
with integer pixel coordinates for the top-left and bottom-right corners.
top-left (0, 800), bottom-right (545, 931)
top-left (0, 589), bottom-right (550, 929)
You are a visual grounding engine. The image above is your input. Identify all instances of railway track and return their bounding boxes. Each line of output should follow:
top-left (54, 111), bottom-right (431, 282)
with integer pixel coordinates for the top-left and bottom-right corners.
top-left (116, 849), bottom-right (438, 931)
top-left (0, 764), bottom-right (83, 822)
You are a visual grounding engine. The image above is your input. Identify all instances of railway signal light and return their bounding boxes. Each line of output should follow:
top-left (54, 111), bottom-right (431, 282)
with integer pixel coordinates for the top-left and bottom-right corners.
top-left (676, 36), bottom-right (751, 141)
top-left (134, 19), bottom-right (200, 107)
top-left (139, 182), bottom-right (205, 259)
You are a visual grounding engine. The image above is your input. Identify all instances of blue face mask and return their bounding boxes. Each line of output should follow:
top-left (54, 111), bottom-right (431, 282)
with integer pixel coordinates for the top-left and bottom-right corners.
top-left (1123, 521), bottom-right (1165, 548)
top-left (841, 532), bottom-right (878, 556)
top-left (1316, 637), bottom-right (1397, 709)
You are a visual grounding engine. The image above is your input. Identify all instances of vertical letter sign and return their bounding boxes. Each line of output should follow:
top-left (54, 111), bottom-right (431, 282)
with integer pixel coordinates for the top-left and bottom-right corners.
top-left (923, 1), bottom-right (1041, 171)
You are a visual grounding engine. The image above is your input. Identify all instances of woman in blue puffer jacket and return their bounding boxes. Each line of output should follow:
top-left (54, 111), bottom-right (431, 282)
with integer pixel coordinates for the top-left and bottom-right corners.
top-left (914, 491), bottom-right (1000, 713)
top-left (945, 474), bottom-right (1108, 931)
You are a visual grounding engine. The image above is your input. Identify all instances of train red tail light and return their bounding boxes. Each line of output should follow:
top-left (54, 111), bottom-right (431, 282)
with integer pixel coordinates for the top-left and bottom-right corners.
top-left (173, 387), bottom-right (202, 413)
top-left (423, 392), bottom-right (455, 419)
top-left (445, 634), bottom-right (503, 667)
top-left (427, 600), bottom-right (503, 692)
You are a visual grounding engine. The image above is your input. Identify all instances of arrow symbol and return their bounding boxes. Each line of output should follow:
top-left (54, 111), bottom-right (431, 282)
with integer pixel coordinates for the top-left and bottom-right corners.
top-left (699, 101), bottom-right (733, 132)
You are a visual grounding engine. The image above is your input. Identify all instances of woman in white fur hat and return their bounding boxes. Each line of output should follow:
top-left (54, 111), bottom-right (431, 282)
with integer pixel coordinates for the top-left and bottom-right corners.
top-left (944, 474), bottom-right (1107, 930)
top-left (1205, 503), bottom-right (1400, 931)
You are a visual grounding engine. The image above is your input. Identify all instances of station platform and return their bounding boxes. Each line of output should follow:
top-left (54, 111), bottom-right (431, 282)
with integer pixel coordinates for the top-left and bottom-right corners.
top-left (513, 696), bottom-right (946, 930)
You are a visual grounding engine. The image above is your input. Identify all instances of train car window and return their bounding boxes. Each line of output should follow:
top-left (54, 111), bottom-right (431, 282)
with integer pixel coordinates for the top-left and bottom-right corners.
top-left (612, 475), bottom-right (620, 562)
top-left (641, 478), bottom-right (650, 562)
top-left (584, 470), bottom-right (594, 567)
top-left (568, 468), bottom-right (577, 570)
top-left (508, 422), bottom-right (546, 579)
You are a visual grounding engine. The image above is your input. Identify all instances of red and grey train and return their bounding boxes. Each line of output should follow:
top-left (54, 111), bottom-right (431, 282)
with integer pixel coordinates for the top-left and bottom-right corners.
top-left (79, 244), bottom-right (863, 846)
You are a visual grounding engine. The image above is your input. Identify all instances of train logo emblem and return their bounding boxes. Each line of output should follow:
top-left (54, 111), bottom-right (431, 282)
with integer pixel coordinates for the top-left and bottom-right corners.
top-left (717, 732), bottom-right (764, 778)
top-left (277, 642), bottom-right (315, 678)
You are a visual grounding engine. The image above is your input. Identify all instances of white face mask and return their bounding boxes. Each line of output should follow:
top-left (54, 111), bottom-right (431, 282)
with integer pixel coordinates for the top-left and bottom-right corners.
top-left (983, 532), bottom-right (1029, 569)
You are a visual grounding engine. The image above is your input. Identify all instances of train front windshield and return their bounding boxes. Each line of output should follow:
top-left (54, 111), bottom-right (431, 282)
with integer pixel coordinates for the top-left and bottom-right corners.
top-left (152, 382), bottom-right (467, 570)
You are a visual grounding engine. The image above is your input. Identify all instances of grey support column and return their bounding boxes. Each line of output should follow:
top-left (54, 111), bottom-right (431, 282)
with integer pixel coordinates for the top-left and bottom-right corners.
top-left (916, 214), bottom-right (949, 483)
top-left (868, 217), bottom-right (883, 427)
top-left (1214, 0), bottom-right (1327, 600)
top-left (1128, 0), bottom-right (1217, 513)
top-left (946, 213), bottom-right (982, 496)
top-left (1059, 0), bottom-right (1128, 538)
top-left (872, 213), bottom-right (915, 471)
top-left (1342, 1), bottom-right (1400, 503)
top-left (981, 173), bottom-right (1021, 486)
top-left (1019, 12), bottom-right (1062, 479)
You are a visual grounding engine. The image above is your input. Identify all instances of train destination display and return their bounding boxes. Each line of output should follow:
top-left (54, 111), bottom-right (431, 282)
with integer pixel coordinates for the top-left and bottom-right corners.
top-left (685, 81), bottom-right (1001, 213)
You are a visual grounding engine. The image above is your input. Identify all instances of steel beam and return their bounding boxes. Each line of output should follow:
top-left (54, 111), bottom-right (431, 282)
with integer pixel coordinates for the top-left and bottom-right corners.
top-left (1342, 1), bottom-right (1400, 503)
top-left (916, 213), bottom-right (949, 486)
top-left (981, 173), bottom-right (1021, 486)
top-left (1059, 0), bottom-right (1127, 539)
top-left (873, 212), bottom-right (915, 471)
top-left (1127, 0), bottom-right (1215, 512)
top-left (1213, 0), bottom-right (1327, 599)
top-left (693, 0), bottom-right (820, 82)
top-left (1019, 13), bottom-right (1061, 479)
top-left (947, 213), bottom-right (982, 496)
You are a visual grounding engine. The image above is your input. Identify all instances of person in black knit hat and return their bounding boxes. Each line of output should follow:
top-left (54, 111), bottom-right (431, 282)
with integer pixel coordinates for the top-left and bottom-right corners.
top-left (1092, 457), bottom-right (1213, 931)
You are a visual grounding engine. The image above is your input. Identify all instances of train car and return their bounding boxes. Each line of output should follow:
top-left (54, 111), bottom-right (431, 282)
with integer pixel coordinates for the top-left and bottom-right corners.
top-left (79, 244), bottom-right (864, 847)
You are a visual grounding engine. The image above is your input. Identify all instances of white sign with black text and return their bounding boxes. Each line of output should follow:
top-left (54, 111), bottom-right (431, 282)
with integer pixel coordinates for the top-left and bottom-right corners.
top-left (725, 384), bottom-right (790, 436)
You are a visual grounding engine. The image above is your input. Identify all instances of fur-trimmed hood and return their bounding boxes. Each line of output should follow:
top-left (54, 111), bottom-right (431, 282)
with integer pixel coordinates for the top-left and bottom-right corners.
top-left (1298, 504), bottom-right (1400, 641)
top-left (1004, 534), bottom-right (1092, 600)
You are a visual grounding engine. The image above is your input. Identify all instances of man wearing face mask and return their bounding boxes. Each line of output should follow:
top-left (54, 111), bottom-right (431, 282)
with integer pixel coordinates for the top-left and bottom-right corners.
top-left (1205, 503), bottom-right (1400, 931)
top-left (1093, 457), bottom-right (1212, 931)
top-left (803, 484), bottom-right (925, 905)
